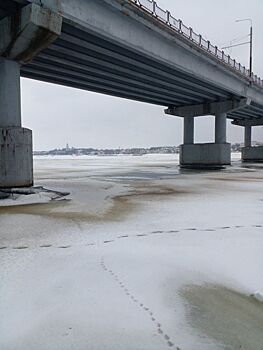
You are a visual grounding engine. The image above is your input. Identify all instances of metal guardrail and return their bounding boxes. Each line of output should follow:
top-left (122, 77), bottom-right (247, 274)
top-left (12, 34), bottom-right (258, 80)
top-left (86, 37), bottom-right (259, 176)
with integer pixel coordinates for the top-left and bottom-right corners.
top-left (129, 0), bottom-right (263, 88)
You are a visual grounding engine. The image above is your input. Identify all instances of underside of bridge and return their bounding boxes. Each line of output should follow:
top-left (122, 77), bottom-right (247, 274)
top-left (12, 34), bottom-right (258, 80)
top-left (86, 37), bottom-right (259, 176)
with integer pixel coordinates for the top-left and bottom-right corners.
top-left (1, 0), bottom-right (263, 187)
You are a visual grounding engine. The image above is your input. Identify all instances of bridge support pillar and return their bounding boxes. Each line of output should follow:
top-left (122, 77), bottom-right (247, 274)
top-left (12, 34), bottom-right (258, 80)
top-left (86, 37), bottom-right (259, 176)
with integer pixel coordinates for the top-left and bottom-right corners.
top-left (165, 101), bottom-right (249, 168)
top-left (242, 126), bottom-right (263, 162)
top-left (215, 112), bottom-right (227, 143)
top-left (184, 117), bottom-right (194, 144)
top-left (244, 126), bottom-right (252, 148)
top-left (179, 143), bottom-right (231, 168)
top-left (232, 118), bottom-right (263, 163)
top-left (179, 112), bottom-right (230, 169)
top-left (0, 3), bottom-right (62, 188)
top-left (242, 146), bottom-right (263, 162)
top-left (0, 58), bottom-right (33, 188)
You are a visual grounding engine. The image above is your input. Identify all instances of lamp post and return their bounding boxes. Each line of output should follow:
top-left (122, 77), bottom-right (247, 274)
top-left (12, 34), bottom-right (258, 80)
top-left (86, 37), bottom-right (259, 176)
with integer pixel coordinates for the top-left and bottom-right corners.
top-left (235, 19), bottom-right (253, 77)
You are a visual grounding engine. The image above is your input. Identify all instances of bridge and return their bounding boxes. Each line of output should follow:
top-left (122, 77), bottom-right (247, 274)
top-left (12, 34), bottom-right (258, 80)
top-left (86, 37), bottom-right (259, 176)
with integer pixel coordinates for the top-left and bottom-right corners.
top-left (1, 0), bottom-right (263, 187)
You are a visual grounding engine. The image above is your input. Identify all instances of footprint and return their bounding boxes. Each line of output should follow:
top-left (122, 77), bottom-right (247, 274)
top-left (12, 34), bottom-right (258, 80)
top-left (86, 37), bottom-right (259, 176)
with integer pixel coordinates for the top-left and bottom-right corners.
top-left (137, 234), bottom-right (147, 237)
top-left (118, 235), bottom-right (129, 239)
top-left (104, 240), bottom-right (114, 244)
top-left (152, 231), bottom-right (163, 234)
top-left (13, 246), bottom-right (28, 250)
top-left (58, 245), bottom-right (71, 249)
top-left (168, 230), bottom-right (179, 233)
top-left (185, 228), bottom-right (197, 231)
top-left (40, 244), bottom-right (52, 248)
top-left (102, 258), bottom-right (176, 349)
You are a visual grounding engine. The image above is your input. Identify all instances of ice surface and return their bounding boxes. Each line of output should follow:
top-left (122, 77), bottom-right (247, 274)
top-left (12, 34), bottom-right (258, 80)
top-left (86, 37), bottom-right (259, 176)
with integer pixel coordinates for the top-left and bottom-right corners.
top-left (0, 154), bottom-right (262, 350)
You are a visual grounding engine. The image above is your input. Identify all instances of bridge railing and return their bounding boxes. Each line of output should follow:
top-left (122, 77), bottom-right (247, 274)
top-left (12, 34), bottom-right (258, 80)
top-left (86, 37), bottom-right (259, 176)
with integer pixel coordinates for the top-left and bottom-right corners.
top-left (129, 0), bottom-right (263, 88)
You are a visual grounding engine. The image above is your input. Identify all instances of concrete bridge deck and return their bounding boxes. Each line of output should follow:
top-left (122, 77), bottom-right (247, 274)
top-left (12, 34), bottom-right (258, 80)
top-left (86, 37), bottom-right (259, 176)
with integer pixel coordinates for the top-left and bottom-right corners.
top-left (2, 0), bottom-right (263, 119)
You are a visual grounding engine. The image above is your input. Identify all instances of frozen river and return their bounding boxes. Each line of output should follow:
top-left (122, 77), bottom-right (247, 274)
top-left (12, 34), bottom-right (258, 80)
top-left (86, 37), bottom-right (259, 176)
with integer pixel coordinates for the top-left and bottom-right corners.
top-left (0, 154), bottom-right (263, 349)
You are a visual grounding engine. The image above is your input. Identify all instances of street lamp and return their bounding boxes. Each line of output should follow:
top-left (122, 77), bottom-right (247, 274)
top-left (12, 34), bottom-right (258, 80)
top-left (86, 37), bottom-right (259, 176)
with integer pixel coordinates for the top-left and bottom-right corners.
top-left (235, 19), bottom-right (253, 77)
top-left (222, 18), bottom-right (253, 78)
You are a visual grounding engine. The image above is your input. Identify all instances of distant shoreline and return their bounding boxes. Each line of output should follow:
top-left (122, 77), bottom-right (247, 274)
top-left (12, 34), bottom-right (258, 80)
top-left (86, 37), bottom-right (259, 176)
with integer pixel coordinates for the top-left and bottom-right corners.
top-left (33, 152), bottom-right (243, 157)
top-left (33, 143), bottom-right (257, 156)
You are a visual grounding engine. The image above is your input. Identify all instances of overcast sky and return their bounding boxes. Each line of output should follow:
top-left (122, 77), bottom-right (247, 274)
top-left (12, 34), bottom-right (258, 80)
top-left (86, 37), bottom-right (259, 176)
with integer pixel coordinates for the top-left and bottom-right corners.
top-left (21, 0), bottom-right (263, 150)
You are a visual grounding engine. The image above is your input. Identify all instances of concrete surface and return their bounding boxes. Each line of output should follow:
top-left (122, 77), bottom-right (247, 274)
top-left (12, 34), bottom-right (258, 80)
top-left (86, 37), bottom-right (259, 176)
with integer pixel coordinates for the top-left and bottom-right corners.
top-left (0, 128), bottom-right (33, 188)
top-left (180, 143), bottom-right (231, 168)
top-left (0, 59), bottom-right (21, 128)
top-left (242, 146), bottom-right (263, 163)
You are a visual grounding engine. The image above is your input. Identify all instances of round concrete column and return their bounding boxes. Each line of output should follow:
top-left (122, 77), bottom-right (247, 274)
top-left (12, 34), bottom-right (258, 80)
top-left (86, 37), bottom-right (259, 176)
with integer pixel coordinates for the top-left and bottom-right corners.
top-left (184, 117), bottom-right (194, 144)
top-left (0, 58), bottom-right (21, 127)
top-left (244, 126), bottom-right (252, 147)
top-left (0, 58), bottom-right (33, 188)
top-left (215, 113), bottom-right (227, 144)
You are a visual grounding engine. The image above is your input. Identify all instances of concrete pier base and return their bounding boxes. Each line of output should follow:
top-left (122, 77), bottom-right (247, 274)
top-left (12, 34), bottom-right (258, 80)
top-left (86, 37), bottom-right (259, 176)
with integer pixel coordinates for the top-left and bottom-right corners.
top-left (0, 128), bottom-right (33, 188)
top-left (180, 143), bottom-right (231, 168)
top-left (242, 146), bottom-right (263, 163)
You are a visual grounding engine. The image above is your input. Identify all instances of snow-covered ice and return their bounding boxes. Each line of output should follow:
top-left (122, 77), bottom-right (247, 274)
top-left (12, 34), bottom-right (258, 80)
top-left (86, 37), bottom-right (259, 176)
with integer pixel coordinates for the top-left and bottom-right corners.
top-left (0, 154), bottom-right (263, 350)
